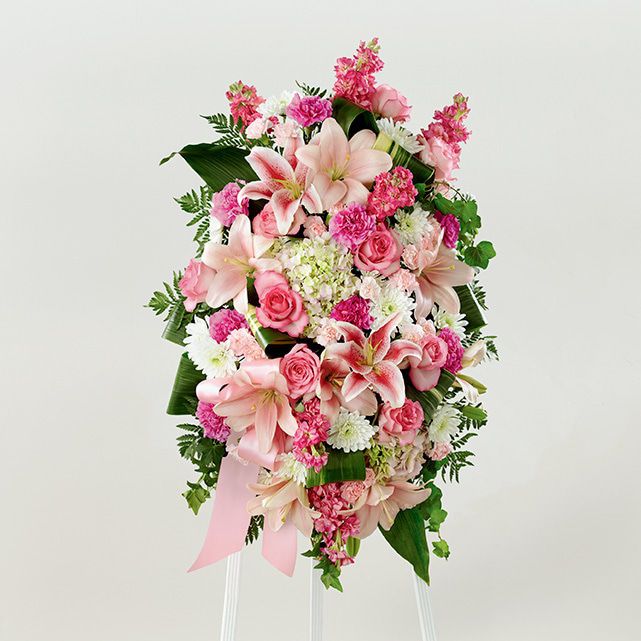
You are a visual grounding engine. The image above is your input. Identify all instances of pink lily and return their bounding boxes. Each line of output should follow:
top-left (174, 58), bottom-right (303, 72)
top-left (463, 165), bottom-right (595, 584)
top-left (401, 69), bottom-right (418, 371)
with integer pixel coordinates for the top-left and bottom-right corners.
top-left (350, 477), bottom-right (431, 538)
top-left (295, 117), bottom-right (392, 209)
top-left (247, 474), bottom-right (318, 537)
top-left (415, 244), bottom-right (474, 317)
top-left (213, 359), bottom-right (298, 455)
top-left (326, 313), bottom-right (421, 408)
top-left (201, 215), bottom-right (280, 313)
top-left (317, 354), bottom-right (378, 420)
top-left (238, 146), bottom-right (322, 235)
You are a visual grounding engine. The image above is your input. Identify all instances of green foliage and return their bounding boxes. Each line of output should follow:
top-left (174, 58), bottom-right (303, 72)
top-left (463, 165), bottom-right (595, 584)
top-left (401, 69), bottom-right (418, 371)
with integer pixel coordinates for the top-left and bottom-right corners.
top-left (464, 240), bottom-right (496, 269)
top-left (200, 113), bottom-right (248, 149)
top-left (303, 535), bottom-right (344, 591)
top-left (306, 448), bottom-right (366, 487)
top-left (182, 482), bottom-right (210, 515)
top-left (454, 284), bottom-right (486, 332)
top-left (147, 271), bottom-right (185, 319)
top-left (380, 507), bottom-right (431, 584)
top-left (175, 186), bottom-right (213, 257)
top-left (295, 81), bottom-right (327, 98)
top-left (418, 482), bottom-right (448, 533)
top-left (246, 515), bottom-right (264, 545)
top-left (405, 369), bottom-right (456, 420)
top-left (432, 539), bottom-right (450, 559)
top-left (167, 353), bottom-right (205, 416)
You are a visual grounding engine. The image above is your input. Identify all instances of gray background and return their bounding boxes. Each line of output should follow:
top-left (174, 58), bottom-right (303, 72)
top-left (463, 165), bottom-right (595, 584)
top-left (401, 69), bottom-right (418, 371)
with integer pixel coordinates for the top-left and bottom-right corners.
top-left (2, 1), bottom-right (640, 639)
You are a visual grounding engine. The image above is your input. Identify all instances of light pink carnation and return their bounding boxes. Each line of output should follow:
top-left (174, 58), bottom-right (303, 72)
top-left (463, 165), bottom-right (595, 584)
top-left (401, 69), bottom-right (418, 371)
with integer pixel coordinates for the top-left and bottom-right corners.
top-left (303, 215), bottom-right (327, 239)
top-left (227, 328), bottom-right (264, 360)
top-left (371, 84), bottom-right (411, 122)
top-left (418, 135), bottom-right (460, 182)
top-left (387, 268), bottom-right (418, 292)
top-left (428, 441), bottom-right (452, 461)
top-left (329, 202), bottom-right (376, 252)
top-left (178, 259), bottom-right (215, 312)
top-left (286, 93), bottom-right (333, 127)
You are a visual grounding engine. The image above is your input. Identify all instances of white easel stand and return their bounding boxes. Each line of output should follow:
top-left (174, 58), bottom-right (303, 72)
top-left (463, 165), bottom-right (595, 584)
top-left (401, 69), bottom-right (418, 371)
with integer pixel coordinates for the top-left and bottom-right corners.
top-left (218, 553), bottom-right (437, 640)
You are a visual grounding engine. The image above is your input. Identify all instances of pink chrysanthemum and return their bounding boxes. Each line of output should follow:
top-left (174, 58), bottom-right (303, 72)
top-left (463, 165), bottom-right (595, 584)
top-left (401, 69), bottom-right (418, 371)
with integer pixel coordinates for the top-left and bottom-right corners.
top-left (333, 38), bottom-right (384, 109)
top-left (438, 327), bottom-right (464, 373)
top-left (293, 398), bottom-right (330, 472)
top-left (330, 295), bottom-right (373, 330)
top-left (328, 202), bottom-right (376, 251)
top-left (434, 212), bottom-right (460, 249)
top-left (225, 81), bottom-right (265, 131)
top-left (308, 482), bottom-right (360, 566)
top-left (367, 167), bottom-right (417, 220)
top-left (196, 401), bottom-right (231, 442)
top-left (211, 182), bottom-right (249, 227)
top-left (286, 93), bottom-right (333, 127)
top-left (208, 309), bottom-right (248, 343)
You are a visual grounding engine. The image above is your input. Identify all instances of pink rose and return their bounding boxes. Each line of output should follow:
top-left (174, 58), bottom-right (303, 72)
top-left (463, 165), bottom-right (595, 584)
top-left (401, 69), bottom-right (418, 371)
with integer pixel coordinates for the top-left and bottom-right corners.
top-left (254, 271), bottom-right (308, 337)
top-left (178, 259), bottom-right (215, 312)
top-left (279, 344), bottom-right (320, 398)
top-left (252, 203), bottom-right (305, 238)
top-left (353, 223), bottom-right (402, 276)
top-left (371, 84), bottom-right (412, 123)
top-left (408, 333), bottom-right (448, 391)
top-left (418, 135), bottom-right (460, 182)
top-left (378, 399), bottom-right (424, 446)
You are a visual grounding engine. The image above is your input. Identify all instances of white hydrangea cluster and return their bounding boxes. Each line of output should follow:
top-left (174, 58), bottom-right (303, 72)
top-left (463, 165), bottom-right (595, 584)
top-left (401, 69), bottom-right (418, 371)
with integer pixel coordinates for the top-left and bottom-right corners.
top-left (275, 235), bottom-right (359, 338)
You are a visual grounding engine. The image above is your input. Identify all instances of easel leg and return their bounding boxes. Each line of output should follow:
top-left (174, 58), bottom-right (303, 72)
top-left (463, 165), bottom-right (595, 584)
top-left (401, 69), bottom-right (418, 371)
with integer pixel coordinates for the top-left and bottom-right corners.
top-left (412, 569), bottom-right (437, 641)
top-left (220, 552), bottom-right (242, 641)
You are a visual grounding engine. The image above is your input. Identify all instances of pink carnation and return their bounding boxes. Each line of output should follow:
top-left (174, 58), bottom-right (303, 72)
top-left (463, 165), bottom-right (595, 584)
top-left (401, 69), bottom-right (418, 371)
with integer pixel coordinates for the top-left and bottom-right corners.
top-left (428, 441), bottom-right (452, 461)
top-left (196, 401), bottom-right (231, 442)
top-left (434, 212), bottom-right (460, 249)
top-left (387, 268), bottom-right (418, 292)
top-left (330, 295), bottom-right (373, 330)
top-left (438, 327), bottom-right (464, 373)
top-left (286, 93), bottom-right (333, 127)
top-left (333, 38), bottom-right (384, 109)
top-left (303, 215), bottom-right (327, 239)
top-left (227, 328), bottom-right (264, 360)
top-left (178, 259), bottom-right (215, 312)
top-left (367, 167), bottom-right (417, 221)
top-left (208, 308), bottom-right (248, 342)
top-left (329, 202), bottom-right (376, 251)
top-left (225, 80), bottom-right (264, 131)
top-left (211, 182), bottom-right (249, 227)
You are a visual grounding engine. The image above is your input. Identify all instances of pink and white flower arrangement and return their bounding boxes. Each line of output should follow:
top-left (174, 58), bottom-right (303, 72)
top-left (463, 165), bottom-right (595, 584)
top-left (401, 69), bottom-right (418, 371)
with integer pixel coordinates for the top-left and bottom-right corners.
top-left (150, 38), bottom-right (497, 590)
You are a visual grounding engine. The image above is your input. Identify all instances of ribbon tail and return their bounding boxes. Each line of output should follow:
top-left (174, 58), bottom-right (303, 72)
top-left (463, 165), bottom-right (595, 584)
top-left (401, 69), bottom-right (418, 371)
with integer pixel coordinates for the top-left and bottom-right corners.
top-left (189, 455), bottom-right (258, 572)
top-left (262, 519), bottom-right (298, 577)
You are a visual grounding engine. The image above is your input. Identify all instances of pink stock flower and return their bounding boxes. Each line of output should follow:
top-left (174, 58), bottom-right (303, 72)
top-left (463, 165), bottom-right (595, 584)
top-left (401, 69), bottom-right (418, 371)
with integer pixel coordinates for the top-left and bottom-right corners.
top-left (438, 327), bottom-right (464, 373)
top-left (279, 345), bottom-right (320, 399)
top-left (415, 244), bottom-right (474, 317)
top-left (210, 182), bottom-right (249, 227)
top-left (252, 202), bottom-right (306, 238)
top-left (353, 223), bottom-right (402, 277)
top-left (178, 259), bottom-right (216, 312)
top-left (303, 215), bottom-right (327, 238)
top-left (408, 332), bottom-right (449, 392)
top-left (350, 477), bottom-right (431, 538)
top-left (370, 84), bottom-right (411, 123)
top-left (328, 202), bottom-right (376, 251)
top-left (208, 309), bottom-right (248, 342)
top-left (427, 441), bottom-right (452, 461)
top-left (366, 167), bottom-right (417, 220)
top-left (247, 475), bottom-right (318, 537)
top-left (239, 146), bottom-right (322, 235)
top-left (317, 355), bottom-right (377, 420)
top-left (226, 81), bottom-right (265, 131)
top-left (196, 401), bottom-right (231, 442)
top-left (333, 38), bottom-right (384, 109)
top-left (212, 359), bottom-right (298, 455)
top-left (201, 215), bottom-right (280, 313)
top-left (286, 93), bottom-right (333, 127)
top-left (295, 117), bottom-right (392, 209)
top-left (330, 295), bottom-right (373, 330)
top-left (254, 271), bottom-right (308, 337)
top-left (327, 313), bottom-right (421, 408)
top-left (434, 212), bottom-right (460, 248)
top-left (293, 398), bottom-right (330, 472)
top-left (378, 399), bottom-right (424, 446)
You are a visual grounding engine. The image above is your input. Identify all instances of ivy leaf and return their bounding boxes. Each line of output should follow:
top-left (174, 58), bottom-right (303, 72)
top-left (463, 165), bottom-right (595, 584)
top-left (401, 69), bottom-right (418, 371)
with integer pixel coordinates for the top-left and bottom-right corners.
top-left (463, 241), bottom-right (496, 269)
top-left (432, 539), bottom-right (450, 559)
top-left (182, 482), bottom-right (210, 515)
top-left (418, 483), bottom-right (448, 532)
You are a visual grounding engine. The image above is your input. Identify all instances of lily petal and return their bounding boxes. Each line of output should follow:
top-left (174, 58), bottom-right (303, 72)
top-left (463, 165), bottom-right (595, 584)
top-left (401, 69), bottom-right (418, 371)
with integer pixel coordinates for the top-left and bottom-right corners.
top-left (245, 146), bottom-right (295, 190)
top-left (346, 148), bottom-right (393, 183)
top-left (365, 361), bottom-right (406, 408)
top-left (341, 372), bottom-right (370, 403)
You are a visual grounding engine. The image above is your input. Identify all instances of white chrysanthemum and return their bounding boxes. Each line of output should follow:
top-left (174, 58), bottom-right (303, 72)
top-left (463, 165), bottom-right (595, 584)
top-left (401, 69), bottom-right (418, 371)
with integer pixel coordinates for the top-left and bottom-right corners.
top-left (328, 409), bottom-right (377, 452)
top-left (394, 206), bottom-right (434, 245)
top-left (377, 118), bottom-right (424, 154)
top-left (370, 282), bottom-right (416, 330)
top-left (184, 317), bottom-right (237, 378)
top-left (276, 453), bottom-right (307, 485)
top-left (432, 305), bottom-right (468, 339)
top-left (258, 90), bottom-right (295, 118)
top-left (275, 236), bottom-right (359, 338)
top-left (209, 216), bottom-right (224, 245)
top-left (428, 405), bottom-right (461, 444)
